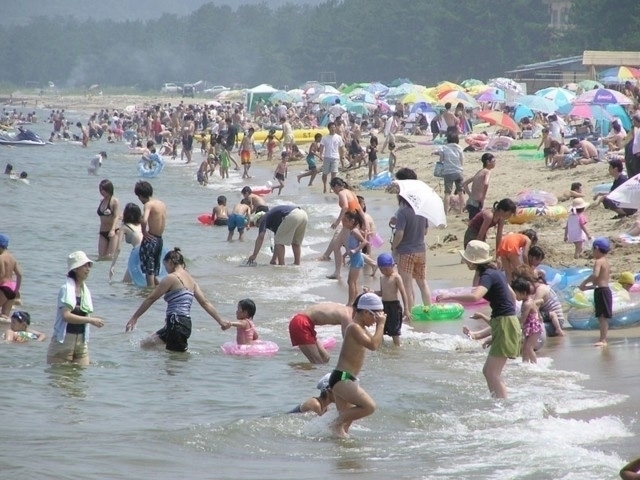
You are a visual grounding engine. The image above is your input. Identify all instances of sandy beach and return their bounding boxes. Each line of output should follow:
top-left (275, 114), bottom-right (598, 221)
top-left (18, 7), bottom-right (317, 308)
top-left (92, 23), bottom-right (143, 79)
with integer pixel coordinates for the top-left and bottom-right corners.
top-left (10, 90), bottom-right (637, 278)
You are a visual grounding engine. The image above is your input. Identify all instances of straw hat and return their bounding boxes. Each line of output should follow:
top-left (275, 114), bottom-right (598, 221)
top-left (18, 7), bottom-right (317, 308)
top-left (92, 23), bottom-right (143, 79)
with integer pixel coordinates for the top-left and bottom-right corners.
top-left (67, 251), bottom-right (93, 271)
top-left (571, 198), bottom-right (589, 210)
top-left (459, 240), bottom-right (493, 265)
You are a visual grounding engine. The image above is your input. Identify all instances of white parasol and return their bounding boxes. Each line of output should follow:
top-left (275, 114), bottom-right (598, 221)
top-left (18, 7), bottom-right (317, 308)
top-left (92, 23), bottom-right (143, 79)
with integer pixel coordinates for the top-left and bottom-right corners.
top-left (396, 179), bottom-right (447, 227)
top-left (606, 174), bottom-right (640, 209)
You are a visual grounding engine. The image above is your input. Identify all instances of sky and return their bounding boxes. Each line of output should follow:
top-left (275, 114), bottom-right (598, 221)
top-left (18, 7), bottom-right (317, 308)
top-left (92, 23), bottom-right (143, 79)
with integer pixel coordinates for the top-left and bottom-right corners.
top-left (1, 0), bottom-right (325, 25)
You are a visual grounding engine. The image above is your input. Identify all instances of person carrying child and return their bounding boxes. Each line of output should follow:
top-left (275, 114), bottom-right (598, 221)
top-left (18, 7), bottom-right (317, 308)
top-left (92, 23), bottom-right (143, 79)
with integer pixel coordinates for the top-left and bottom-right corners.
top-left (578, 238), bottom-right (612, 347)
top-left (364, 253), bottom-right (410, 346)
top-left (564, 197), bottom-right (592, 259)
top-left (511, 277), bottom-right (542, 364)
top-left (272, 151), bottom-right (288, 195)
top-left (224, 299), bottom-right (258, 345)
top-left (227, 199), bottom-right (251, 242)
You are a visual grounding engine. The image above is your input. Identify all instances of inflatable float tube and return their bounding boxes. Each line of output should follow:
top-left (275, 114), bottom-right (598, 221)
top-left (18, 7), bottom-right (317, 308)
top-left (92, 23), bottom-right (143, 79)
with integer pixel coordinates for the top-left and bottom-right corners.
top-left (137, 153), bottom-right (164, 178)
top-left (565, 284), bottom-right (630, 308)
top-left (515, 189), bottom-right (558, 207)
top-left (241, 181), bottom-right (272, 196)
top-left (221, 340), bottom-right (279, 356)
top-left (431, 287), bottom-right (488, 306)
top-left (536, 265), bottom-right (591, 290)
top-left (195, 128), bottom-right (329, 145)
top-left (360, 171), bottom-right (393, 189)
top-left (198, 214), bottom-right (213, 226)
top-left (127, 245), bottom-right (169, 287)
top-left (567, 302), bottom-right (640, 330)
top-left (486, 136), bottom-right (514, 151)
top-left (411, 303), bottom-right (464, 321)
top-left (464, 134), bottom-right (489, 150)
top-left (517, 151), bottom-right (544, 160)
top-left (294, 337), bottom-right (337, 350)
top-left (509, 205), bottom-right (567, 225)
top-left (592, 183), bottom-right (612, 195)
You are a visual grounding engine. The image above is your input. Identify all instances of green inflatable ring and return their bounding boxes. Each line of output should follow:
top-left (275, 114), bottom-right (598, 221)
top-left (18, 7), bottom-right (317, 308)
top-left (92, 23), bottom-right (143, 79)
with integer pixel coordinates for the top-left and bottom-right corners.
top-left (411, 303), bottom-right (465, 321)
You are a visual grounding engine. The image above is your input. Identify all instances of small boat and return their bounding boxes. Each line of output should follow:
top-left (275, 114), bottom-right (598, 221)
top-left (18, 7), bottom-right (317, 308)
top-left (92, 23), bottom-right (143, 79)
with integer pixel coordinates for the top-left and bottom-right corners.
top-left (0, 128), bottom-right (47, 146)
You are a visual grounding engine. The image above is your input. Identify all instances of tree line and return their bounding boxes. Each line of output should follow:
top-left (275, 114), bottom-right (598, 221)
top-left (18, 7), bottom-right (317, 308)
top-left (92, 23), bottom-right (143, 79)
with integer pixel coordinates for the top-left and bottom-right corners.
top-left (0, 0), bottom-right (633, 91)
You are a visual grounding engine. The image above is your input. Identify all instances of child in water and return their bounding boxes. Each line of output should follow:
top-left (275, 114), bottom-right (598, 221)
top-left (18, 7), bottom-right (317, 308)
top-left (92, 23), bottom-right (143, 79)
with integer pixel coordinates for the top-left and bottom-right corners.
top-left (225, 299), bottom-right (258, 345)
top-left (4, 311), bottom-right (45, 342)
top-left (297, 133), bottom-right (321, 186)
top-left (342, 211), bottom-right (368, 306)
top-left (511, 277), bottom-right (542, 364)
top-left (272, 151), bottom-right (288, 195)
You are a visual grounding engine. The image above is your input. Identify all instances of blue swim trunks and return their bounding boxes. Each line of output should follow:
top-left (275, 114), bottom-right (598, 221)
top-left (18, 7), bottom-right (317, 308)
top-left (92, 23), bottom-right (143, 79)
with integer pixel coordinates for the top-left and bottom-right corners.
top-left (140, 234), bottom-right (163, 276)
top-left (227, 213), bottom-right (247, 232)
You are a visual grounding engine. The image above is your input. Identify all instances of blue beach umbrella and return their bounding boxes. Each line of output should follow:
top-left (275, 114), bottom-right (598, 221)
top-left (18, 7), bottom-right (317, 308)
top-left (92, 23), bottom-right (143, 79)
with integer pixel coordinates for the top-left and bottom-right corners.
top-left (534, 87), bottom-right (575, 107)
top-left (516, 95), bottom-right (558, 114)
top-left (513, 105), bottom-right (534, 123)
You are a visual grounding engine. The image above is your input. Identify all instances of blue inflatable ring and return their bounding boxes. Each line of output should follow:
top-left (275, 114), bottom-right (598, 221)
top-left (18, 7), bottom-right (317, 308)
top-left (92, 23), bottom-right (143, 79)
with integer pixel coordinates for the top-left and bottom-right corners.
top-left (137, 153), bottom-right (164, 178)
top-left (128, 245), bottom-right (169, 287)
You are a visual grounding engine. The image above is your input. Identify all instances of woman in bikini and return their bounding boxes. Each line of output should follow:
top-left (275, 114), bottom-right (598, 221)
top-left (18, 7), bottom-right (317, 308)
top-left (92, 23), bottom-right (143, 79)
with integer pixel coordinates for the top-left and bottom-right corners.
top-left (97, 179), bottom-right (119, 260)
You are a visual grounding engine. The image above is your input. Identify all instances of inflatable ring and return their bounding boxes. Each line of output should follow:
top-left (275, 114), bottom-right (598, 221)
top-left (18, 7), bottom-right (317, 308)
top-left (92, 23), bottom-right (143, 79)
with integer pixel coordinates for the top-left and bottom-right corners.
top-left (567, 301), bottom-right (640, 330)
top-left (221, 340), bottom-right (279, 356)
top-left (360, 171), bottom-right (393, 189)
top-left (566, 284), bottom-right (630, 308)
top-left (486, 136), bottom-right (513, 151)
top-left (592, 183), bottom-right (612, 195)
top-left (320, 337), bottom-right (337, 350)
top-left (515, 189), bottom-right (558, 207)
top-left (431, 287), bottom-right (488, 306)
top-left (411, 303), bottom-right (464, 321)
top-left (197, 214), bottom-right (213, 226)
top-left (537, 265), bottom-right (591, 290)
top-left (137, 153), bottom-right (164, 178)
top-left (509, 205), bottom-right (567, 225)
top-left (127, 245), bottom-right (169, 287)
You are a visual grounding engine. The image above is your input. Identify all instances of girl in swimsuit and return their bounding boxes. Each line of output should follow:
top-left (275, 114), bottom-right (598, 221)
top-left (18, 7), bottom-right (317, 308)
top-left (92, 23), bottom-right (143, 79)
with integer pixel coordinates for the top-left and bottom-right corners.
top-left (109, 203), bottom-right (143, 283)
top-left (511, 277), bottom-right (542, 364)
top-left (97, 179), bottom-right (119, 261)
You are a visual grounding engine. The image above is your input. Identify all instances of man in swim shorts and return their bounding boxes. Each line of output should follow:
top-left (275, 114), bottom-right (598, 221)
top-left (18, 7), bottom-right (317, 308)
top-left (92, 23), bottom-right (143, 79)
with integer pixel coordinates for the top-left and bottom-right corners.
top-left (329, 293), bottom-right (386, 437)
top-left (289, 302), bottom-right (354, 364)
top-left (134, 181), bottom-right (167, 286)
top-left (0, 233), bottom-right (22, 319)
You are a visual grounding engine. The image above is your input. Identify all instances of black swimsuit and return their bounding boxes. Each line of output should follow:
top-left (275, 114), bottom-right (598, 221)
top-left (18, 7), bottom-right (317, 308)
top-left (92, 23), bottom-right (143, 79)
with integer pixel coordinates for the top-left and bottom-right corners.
top-left (98, 198), bottom-right (113, 240)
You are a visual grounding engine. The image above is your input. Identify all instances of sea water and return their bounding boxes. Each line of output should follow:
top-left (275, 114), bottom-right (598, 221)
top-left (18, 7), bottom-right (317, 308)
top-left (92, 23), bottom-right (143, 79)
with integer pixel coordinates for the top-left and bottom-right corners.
top-left (0, 113), bottom-right (637, 479)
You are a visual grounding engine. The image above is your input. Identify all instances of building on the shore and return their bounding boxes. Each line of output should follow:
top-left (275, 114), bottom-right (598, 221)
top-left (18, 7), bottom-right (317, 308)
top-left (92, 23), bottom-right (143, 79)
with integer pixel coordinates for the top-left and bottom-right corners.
top-left (504, 55), bottom-right (587, 92)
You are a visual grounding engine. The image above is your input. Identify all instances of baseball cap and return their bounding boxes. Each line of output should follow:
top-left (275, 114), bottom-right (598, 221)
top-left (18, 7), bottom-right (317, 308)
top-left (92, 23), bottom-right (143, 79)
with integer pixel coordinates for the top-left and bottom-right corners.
top-left (377, 253), bottom-right (394, 267)
top-left (592, 237), bottom-right (611, 253)
top-left (0, 233), bottom-right (8, 249)
top-left (356, 292), bottom-right (384, 311)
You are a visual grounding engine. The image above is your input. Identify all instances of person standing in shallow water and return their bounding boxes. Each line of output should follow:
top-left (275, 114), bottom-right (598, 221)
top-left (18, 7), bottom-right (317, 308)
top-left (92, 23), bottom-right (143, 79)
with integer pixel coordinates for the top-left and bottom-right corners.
top-left (125, 248), bottom-right (229, 352)
top-left (97, 179), bottom-right (119, 260)
top-left (134, 180), bottom-right (166, 287)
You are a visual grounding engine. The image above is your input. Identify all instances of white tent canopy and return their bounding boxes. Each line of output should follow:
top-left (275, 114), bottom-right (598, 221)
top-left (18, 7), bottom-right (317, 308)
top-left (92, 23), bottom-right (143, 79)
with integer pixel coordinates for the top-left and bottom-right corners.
top-left (245, 84), bottom-right (278, 110)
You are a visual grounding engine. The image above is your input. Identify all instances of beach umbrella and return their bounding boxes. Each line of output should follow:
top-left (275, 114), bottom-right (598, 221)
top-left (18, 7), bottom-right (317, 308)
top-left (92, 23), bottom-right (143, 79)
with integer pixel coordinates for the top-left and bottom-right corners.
top-left (396, 179), bottom-right (447, 227)
top-left (286, 89), bottom-right (305, 102)
top-left (401, 92), bottom-right (435, 104)
top-left (435, 81), bottom-right (464, 96)
top-left (349, 91), bottom-right (376, 104)
top-left (605, 104), bottom-right (632, 130)
top-left (461, 79), bottom-right (484, 88)
top-left (598, 66), bottom-right (640, 84)
top-left (476, 110), bottom-right (519, 135)
top-left (340, 82), bottom-right (368, 94)
top-left (573, 88), bottom-right (634, 105)
top-left (488, 77), bottom-right (523, 95)
top-left (563, 82), bottom-right (579, 92)
top-left (513, 105), bottom-right (534, 123)
top-left (376, 100), bottom-right (392, 113)
top-left (516, 95), bottom-right (558, 114)
top-left (269, 90), bottom-right (294, 103)
top-left (318, 94), bottom-right (346, 105)
top-left (366, 82), bottom-right (389, 97)
top-left (565, 104), bottom-right (614, 122)
top-left (389, 78), bottom-right (412, 87)
top-left (606, 173), bottom-right (640, 209)
top-left (410, 101), bottom-right (435, 114)
top-left (475, 88), bottom-right (505, 102)
top-left (344, 101), bottom-right (369, 115)
top-left (534, 87), bottom-right (576, 107)
top-left (577, 79), bottom-right (604, 91)
top-left (438, 90), bottom-right (479, 108)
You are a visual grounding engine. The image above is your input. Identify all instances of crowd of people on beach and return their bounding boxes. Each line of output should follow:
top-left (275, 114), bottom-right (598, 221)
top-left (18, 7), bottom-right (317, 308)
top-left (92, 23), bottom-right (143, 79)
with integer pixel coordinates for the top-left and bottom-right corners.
top-left (4, 83), bottom-right (640, 456)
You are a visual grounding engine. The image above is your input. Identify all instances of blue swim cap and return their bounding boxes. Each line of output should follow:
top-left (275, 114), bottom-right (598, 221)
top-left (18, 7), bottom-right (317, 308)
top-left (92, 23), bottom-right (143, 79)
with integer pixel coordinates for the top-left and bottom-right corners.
top-left (0, 233), bottom-right (8, 249)
top-left (377, 253), bottom-right (394, 267)
top-left (592, 237), bottom-right (610, 253)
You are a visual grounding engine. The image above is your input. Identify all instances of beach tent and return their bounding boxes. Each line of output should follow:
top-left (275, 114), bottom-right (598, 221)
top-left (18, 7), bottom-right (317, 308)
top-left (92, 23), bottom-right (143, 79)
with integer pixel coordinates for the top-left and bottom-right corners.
top-left (245, 84), bottom-right (278, 111)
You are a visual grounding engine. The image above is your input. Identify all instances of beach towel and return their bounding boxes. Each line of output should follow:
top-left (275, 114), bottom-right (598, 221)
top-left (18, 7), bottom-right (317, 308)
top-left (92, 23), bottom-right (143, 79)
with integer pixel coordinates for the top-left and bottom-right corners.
top-left (618, 233), bottom-right (640, 245)
top-left (60, 278), bottom-right (93, 313)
